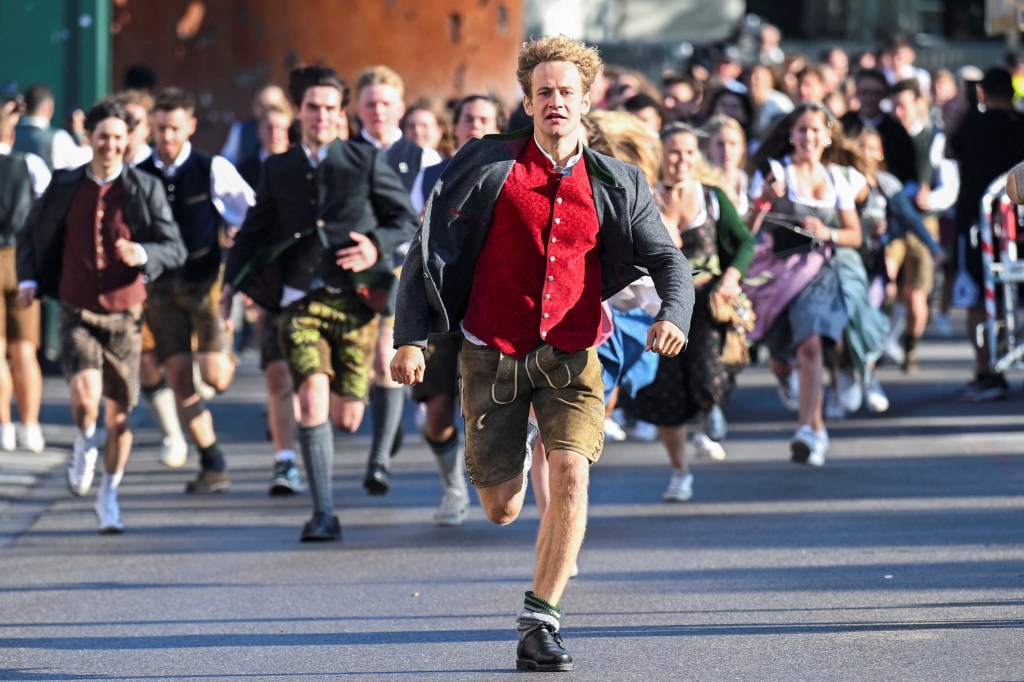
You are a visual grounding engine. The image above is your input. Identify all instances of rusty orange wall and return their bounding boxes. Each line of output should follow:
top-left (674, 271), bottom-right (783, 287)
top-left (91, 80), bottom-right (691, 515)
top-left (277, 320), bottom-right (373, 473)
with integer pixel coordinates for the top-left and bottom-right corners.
top-left (112, 0), bottom-right (523, 150)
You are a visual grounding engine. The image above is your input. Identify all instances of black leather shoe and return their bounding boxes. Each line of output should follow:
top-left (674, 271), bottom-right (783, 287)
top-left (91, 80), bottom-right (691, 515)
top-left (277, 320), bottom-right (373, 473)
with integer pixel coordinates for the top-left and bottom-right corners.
top-left (300, 511), bottom-right (341, 542)
top-left (515, 625), bottom-right (573, 672)
top-left (363, 464), bottom-right (390, 495)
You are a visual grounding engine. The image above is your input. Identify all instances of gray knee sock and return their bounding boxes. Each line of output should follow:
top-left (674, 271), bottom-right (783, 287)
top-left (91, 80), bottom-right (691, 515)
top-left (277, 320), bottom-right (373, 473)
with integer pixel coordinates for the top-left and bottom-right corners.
top-left (427, 433), bottom-right (466, 492)
top-left (299, 422), bottom-right (334, 516)
top-left (367, 385), bottom-right (405, 468)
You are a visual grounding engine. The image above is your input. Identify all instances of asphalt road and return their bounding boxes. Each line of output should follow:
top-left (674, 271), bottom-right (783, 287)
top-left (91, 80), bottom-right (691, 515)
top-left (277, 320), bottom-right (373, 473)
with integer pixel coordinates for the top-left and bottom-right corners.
top-left (0, 328), bottom-right (1021, 681)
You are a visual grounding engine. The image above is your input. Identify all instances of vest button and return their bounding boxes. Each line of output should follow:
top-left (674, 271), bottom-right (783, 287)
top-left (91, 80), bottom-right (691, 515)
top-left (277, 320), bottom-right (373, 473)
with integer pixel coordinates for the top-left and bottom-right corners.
top-left (540, 331), bottom-right (547, 338)
top-left (316, 219), bottom-right (325, 228)
top-left (167, 184), bottom-right (175, 192)
top-left (549, 256), bottom-right (555, 262)
top-left (544, 294), bottom-right (550, 300)
top-left (546, 276), bottom-right (553, 281)
top-left (554, 217), bottom-right (560, 224)
top-left (306, 172), bottom-right (314, 180)
top-left (550, 237), bottom-right (556, 243)
top-left (543, 313), bottom-right (550, 319)
top-left (294, 232), bottom-right (301, 238)
top-left (556, 197), bottom-right (563, 204)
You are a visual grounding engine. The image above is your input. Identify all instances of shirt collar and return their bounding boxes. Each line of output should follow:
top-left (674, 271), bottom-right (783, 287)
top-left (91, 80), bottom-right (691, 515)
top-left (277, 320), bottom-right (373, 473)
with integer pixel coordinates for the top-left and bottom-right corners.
top-left (907, 120), bottom-right (926, 137)
top-left (153, 141), bottom-right (191, 175)
top-left (86, 164), bottom-right (123, 186)
top-left (130, 145), bottom-right (152, 167)
top-left (301, 141), bottom-right (332, 167)
top-left (0, 142), bottom-right (10, 155)
top-left (360, 127), bottom-right (402, 150)
top-left (533, 134), bottom-right (583, 176)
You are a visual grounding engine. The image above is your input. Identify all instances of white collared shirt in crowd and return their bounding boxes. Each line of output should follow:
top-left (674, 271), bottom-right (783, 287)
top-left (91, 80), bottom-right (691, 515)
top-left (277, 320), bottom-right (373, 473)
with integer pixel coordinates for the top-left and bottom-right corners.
top-left (18, 115), bottom-right (93, 170)
top-left (151, 141), bottom-right (255, 226)
top-left (0, 142), bottom-right (51, 198)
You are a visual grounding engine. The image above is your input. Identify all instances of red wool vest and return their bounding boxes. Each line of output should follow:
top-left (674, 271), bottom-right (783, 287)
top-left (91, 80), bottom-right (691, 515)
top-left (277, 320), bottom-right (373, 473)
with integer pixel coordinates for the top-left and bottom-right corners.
top-left (463, 139), bottom-right (602, 358)
top-left (60, 178), bottom-right (147, 313)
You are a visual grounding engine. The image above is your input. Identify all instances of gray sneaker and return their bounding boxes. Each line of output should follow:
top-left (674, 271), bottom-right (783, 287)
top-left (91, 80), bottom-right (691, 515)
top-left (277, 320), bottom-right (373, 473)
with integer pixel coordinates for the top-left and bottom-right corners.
top-left (704, 405), bottom-right (727, 442)
top-left (269, 459), bottom-right (306, 496)
top-left (433, 487), bottom-right (469, 526)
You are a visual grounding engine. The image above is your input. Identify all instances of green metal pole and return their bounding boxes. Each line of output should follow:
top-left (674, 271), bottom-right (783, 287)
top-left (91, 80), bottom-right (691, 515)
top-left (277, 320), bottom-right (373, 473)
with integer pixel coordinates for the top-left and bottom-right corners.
top-left (77, 0), bottom-right (111, 106)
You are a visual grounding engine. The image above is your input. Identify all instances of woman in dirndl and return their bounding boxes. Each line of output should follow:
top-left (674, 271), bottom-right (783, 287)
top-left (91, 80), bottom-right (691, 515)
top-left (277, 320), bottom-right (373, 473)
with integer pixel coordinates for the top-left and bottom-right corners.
top-left (634, 123), bottom-right (754, 502)
top-left (744, 102), bottom-right (863, 466)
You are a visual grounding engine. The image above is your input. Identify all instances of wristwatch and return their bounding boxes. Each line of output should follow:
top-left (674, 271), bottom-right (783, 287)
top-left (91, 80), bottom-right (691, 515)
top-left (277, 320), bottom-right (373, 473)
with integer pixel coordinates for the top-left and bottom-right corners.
top-left (829, 228), bottom-right (839, 244)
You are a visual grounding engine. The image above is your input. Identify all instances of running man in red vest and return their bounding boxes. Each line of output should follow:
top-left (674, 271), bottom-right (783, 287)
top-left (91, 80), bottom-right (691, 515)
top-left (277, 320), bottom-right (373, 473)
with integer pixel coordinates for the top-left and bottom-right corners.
top-left (391, 36), bottom-right (694, 673)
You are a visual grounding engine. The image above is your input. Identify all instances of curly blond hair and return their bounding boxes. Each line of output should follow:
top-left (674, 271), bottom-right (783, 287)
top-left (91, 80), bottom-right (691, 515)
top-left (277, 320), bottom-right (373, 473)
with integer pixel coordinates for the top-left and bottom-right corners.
top-left (517, 36), bottom-right (602, 97)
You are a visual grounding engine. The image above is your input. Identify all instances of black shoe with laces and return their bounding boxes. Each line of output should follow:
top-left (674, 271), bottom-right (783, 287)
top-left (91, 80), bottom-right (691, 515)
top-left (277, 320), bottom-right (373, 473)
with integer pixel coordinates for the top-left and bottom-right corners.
top-left (515, 624), bottom-right (573, 672)
top-left (300, 511), bottom-right (341, 542)
top-left (269, 459), bottom-right (306, 496)
top-left (957, 373), bottom-right (1009, 402)
top-left (363, 463), bottom-right (390, 495)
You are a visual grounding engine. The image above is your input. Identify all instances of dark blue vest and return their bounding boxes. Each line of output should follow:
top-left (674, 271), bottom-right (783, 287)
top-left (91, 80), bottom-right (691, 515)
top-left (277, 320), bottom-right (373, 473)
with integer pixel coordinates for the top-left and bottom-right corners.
top-left (138, 149), bottom-right (223, 280)
top-left (13, 124), bottom-right (56, 171)
top-left (353, 134), bottom-right (422, 195)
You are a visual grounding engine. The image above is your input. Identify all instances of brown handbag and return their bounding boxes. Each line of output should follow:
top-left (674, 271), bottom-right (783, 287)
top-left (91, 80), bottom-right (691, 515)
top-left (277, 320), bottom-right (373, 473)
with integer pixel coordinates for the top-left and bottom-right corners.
top-left (708, 289), bottom-right (756, 367)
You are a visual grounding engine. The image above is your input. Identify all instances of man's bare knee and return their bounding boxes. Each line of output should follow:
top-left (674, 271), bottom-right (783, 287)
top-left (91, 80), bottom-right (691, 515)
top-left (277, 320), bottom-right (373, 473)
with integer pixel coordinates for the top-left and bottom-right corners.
top-left (479, 478), bottom-right (524, 525)
top-left (547, 452), bottom-right (589, 507)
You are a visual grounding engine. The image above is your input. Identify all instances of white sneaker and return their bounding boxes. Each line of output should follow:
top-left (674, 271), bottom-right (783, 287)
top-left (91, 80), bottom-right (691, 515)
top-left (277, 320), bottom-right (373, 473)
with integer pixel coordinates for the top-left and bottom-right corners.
top-left (883, 336), bottom-right (906, 365)
top-left (159, 436), bottom-right (189, 468)
top-left (663, 470), bottom-right (693, 502)
top-left (95, 488), bottom-right (124, 534)
top-left (691, 431), bottom-right (726, 461)
top-left (824, 388), bottom-right (846, 420)
top-left (932, 313), bottom-right (953, 338)
top-left (836, 370), bottom-right (862, 413)
top-left (17, 423), bottom-right (45, 453)
top-left (790, 424), bottom-right (826, 467)
top-left (815, 427), bottom-right (830, 464)
top-left (776, 373), bottom-right (800, 412)
top-left (704, 405), bottom-right (727, 442)
top-left (68, 432), bottom-right (99, 496)
top-left (630, 420), bottom-right (658, 442)
top-left (0, 423), bottom-right (15, 452)
top-left (433, 487), bottom-right (469, 527)
top-left (604, 417), bottom-right (627, 442)
top-left (863, 377), bottom-right (890, 413)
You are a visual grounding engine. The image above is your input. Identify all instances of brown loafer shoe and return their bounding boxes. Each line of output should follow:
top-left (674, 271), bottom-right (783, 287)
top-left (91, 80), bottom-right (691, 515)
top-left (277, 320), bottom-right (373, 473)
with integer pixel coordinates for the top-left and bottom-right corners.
top-left (185, 468), bottom-right (230, 494)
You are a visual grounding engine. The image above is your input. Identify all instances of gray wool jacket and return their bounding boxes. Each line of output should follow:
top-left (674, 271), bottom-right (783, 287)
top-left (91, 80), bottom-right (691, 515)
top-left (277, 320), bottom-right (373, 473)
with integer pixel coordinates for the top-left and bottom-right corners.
top-left (393, 126), bottom-right (694, 349)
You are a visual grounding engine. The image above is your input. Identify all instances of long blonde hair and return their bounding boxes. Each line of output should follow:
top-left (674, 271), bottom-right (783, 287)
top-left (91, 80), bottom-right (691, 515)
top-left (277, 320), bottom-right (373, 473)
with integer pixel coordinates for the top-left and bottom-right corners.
top-left (701, 114), bottom-right (747, 170)
top-left (586, 110), bottom-right (662, 188)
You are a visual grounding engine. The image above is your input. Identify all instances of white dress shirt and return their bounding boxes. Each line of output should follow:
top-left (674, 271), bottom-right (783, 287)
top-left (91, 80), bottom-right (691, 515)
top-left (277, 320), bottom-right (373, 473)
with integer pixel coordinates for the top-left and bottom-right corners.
top-left (0, 142), bottom-right (51, 198)
top-left (18, 115), bottom-right (92, 170)
top-left (151, 141), bottom-right (255, 226)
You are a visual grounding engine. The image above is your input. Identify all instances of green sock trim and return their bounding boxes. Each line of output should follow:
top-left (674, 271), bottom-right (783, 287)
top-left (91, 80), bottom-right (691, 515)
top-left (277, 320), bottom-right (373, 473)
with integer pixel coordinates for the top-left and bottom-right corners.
top-left (524, 591), bottom-right (561, 617)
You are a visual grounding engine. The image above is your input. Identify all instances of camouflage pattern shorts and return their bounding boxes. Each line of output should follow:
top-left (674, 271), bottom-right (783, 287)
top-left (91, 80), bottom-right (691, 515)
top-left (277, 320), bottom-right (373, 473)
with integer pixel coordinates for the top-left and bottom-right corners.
top-left (279, 290), bottom-right (378, 400)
